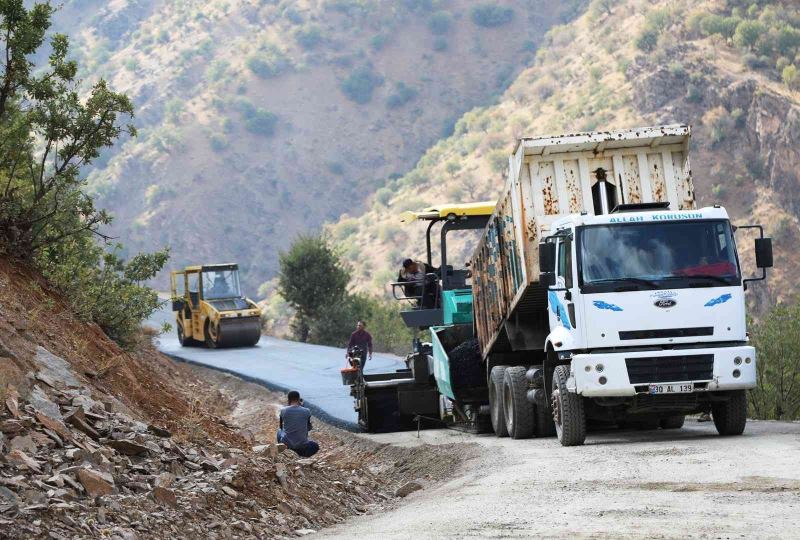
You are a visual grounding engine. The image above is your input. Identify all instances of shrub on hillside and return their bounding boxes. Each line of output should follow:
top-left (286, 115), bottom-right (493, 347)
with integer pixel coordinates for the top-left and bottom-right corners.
top-left (783, 64), bottom-right (800, 90)
top-left (386, 82), bottom-right (418, 109)
top-left (635, 28), bottom-right (659, 52)
top-left (749, 302), bottom-right (800, 420)
top-left (209, 133), bottom-right (229, 151)
top-left (244, 109), bottom-right (278, 136)
top-left (428, 10), bottom-right (453, 35)
top-left (433, 37), bottom-right (448, 52)
top-left (733, 20), bottom-right (767, 50)
top-left (340, 65), bottom-right (384, 104)
top-left (206, 59), bottom-right (230, 82)
top-left (470, 4), bottom-right (514, 28)
top-left (699, 14), bottom-right (740, 38)
top-left (246, 46), bottom-right (291, 79)
top-left (295, 25), bottom-right (322, 50)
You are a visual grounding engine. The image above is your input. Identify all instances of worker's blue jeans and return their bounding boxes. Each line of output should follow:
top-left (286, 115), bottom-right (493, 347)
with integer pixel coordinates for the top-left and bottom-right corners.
top-left (276, 429), bottom-right (320, 458)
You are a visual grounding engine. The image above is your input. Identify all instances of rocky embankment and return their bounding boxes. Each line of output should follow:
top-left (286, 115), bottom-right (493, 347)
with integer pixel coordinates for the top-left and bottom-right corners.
top-left (0, 259), bottom-right (474, 539)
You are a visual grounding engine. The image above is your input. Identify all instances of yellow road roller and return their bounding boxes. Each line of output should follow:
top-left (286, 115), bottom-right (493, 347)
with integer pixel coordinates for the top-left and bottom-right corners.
top-left (170, 263), bottom-right (262, 348)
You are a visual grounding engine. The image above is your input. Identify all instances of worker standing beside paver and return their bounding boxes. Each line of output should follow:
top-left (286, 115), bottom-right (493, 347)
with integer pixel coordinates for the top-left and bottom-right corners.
top-left (277, 390), bottom-right (319, 458)
top-left (346, 321), bottom-right (373, 370)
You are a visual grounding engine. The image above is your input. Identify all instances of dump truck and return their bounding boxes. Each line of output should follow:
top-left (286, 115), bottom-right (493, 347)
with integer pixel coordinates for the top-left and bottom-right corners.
top-left (345, 202), bottom-right (496, 432)
top-left (351, 124), bottom-right (773, 446)
top-left (170, 263), bottom-right (262, 348)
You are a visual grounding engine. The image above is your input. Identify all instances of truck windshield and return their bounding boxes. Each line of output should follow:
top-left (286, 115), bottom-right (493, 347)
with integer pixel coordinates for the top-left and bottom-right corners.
top-left (578, 220), bottom-right (740, 292)
top-left (202, 269), bottom-right (242, 299)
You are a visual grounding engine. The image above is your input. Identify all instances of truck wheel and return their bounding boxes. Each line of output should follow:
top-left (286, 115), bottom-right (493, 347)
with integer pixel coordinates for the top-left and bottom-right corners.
top-left (712, 390), bottom-right (748, 436)
top-left (551, 365), bottom-right (586, 446)
top-left (534, 395), bottom-right (557, 437)
top-left (660, 415), bottom-right (685, 430)
top-left (177, 323), bottom-right (192, 347)
top-left (489, 366), bottom-right (508, 437)
top-left (503, 367), bottom-right (534, 439)
top-left (204, 321), bottom-right (219, 349)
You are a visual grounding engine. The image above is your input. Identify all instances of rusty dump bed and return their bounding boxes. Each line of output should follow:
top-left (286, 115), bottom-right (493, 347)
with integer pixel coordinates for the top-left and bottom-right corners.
top-left (471, 125), bottom-right (696, 358)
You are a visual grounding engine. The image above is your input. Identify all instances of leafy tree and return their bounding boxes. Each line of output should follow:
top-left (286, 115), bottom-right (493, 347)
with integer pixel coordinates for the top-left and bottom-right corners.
top-left (340, 65), bottom-right (384, 104)
top-left (589, 0), bottom-right (617, 18)
top-left (699, 14), bottom-right (740, 38)
top-left (294, 25), bottom-right (322, 50)
top-left (0, 1), bottom-right (168, 347)
top-left (733, 20), bottom-right (766, 50)
top-left (278, 234), bottom-right (350, 342)
top-left (783, 64), bottom-right (800, 90)
top-left (749, 303), bottom-right (800, 420)
top-left (244, 109), bottom-right (277, 136)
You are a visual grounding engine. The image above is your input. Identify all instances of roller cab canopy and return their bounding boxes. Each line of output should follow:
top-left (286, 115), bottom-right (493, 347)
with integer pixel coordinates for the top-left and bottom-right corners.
top-left (399, 201), bottom-right (496, 223)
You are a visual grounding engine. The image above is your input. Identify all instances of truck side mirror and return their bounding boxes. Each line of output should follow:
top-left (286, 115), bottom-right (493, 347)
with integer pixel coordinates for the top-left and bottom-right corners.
top-left (755, 237), bottom-right (773, 268)
top-left (172, 298), bottom-right (185, 312)
top-left (539, 242), bottom-right (556, 273)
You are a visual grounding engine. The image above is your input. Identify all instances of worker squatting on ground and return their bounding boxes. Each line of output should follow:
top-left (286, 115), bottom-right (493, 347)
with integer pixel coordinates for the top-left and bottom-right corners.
top-left (346, 320), bottom-right (373, 370)
top-left (277, 391), bottom-right (320, 458)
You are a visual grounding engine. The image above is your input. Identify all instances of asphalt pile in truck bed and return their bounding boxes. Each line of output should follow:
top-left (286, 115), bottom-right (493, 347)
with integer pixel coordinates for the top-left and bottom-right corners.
top-left (447, 338), bottom-right (485, 391)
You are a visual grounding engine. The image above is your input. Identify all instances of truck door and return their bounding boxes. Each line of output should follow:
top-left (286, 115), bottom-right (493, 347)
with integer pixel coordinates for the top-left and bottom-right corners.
top-left (185, 270), bottom-right (201, 339)
top-left (548, 235), bottom-right (576, 332)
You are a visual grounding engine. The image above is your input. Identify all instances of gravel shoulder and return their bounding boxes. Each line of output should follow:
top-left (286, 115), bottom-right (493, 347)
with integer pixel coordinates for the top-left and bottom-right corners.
top-left (317, 420), bottom-right (800, 539)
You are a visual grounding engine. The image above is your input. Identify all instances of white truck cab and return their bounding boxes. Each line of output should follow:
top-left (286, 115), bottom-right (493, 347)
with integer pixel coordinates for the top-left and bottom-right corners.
top-left (540, 203), bottom-right (772, 444)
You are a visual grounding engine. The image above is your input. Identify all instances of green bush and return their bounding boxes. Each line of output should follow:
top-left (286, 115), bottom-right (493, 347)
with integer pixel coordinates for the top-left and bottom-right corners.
top-left (428, 10), bottom-right (453, 35)
top-left (699, 14), bottom-right (740, 38)
top-left (244, 109), bottom-right (278, 136)
top-left (386, 82), bottom-right (418, 109)
top-left (635, 28), bottom-right (659, 52)
top-left (295, 25), bottom-right (322, 50)
top-left (370, 33), bottom-right (388, 51)
top-left (209, 133), bottom-right (229, 151)
top-left (783, 64), bottom-right (800, 90)
top-left (749, 303), bottom-right (800, 420)
top-left (470, 4), bottom-right (514, 28)
top-left (246, 46), bottom-right (291, 78)
top-left (733, 20), bottom-right (767, 50)
top-left (374, 187), bottom-right (393, 205)
top-left (340, 65), bottom-right (384, 104)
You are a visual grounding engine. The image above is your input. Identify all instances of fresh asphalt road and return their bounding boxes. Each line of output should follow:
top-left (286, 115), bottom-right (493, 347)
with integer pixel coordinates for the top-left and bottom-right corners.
top-left (151, 308), bottom-right (406, 428)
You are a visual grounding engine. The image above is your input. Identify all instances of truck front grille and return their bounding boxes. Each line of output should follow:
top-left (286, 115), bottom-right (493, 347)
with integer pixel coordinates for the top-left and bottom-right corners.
top-left (619, 327), bottom-right (713, 340)
top-left (625, 354), bottom-right (714, 384)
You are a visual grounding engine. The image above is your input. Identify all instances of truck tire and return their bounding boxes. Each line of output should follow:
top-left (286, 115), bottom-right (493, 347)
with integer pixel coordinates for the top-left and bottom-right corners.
top-left (489, 366), bottom-right (508, 437)
top-left (204, 321), bottom-right (218, 349)
top-left (712, 390), bottom-right (747, 436)
top-left (551, 365), bottom-right (586, 446)
top-left (660, 415), bottom-right (685, 430)
top-left (503, 367), bottom-right (534, 439)
top-left (177, 323), bottom-right (195, 347)
top-left (535, 395), bottom-right (557, 437)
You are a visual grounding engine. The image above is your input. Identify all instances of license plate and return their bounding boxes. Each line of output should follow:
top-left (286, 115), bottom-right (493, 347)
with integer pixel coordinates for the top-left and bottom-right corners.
top-left (649, 382), bottom-right (694, 394)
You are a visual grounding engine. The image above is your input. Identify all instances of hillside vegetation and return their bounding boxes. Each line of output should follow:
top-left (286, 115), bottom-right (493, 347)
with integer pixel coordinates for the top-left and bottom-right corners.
top-left (330, 0), bottom-right (800, 313)
top-left (53, 0), bottom-right (585, 291)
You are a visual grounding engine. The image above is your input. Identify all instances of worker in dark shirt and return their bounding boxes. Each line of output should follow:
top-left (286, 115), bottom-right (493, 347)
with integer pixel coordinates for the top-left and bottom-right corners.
top-left (346, 320), bottom-right (373, 370)
top-left (277, 390), bottom-right (319, 458)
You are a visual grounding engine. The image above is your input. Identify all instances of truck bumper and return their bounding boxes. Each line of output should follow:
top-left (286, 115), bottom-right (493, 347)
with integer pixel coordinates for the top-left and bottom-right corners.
top-left (571, 346), bottom-right (756, 397)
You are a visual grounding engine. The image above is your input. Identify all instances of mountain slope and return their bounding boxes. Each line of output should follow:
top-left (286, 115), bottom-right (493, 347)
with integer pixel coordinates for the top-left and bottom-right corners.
top-left (52, 0), bottom-right (584, 291)
top-left (331, 0), bottom-right (800, 311)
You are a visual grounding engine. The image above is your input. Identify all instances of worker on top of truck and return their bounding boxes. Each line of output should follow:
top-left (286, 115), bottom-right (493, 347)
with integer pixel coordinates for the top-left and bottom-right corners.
top-left (346, 321), bottom-right (373, 368)
top-left (398, 259), bottom-right (439, 308)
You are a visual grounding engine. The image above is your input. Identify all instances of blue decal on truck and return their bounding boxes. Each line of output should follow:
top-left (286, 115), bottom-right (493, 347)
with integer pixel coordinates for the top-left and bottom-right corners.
top-left (704, 293), bottom-right (732, 307)
top-left (593, 300), bottom-right (623, 312)
top-left (548, 291), bottom-right (573, 329)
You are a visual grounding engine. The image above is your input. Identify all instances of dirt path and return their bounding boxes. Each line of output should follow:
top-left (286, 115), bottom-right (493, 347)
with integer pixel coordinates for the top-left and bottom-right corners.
top-left (317, 420), bottom-right (800, 539)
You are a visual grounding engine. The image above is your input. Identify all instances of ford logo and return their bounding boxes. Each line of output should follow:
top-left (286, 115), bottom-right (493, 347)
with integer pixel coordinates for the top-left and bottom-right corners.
top-left (654, 299), bottom-right (677, 308)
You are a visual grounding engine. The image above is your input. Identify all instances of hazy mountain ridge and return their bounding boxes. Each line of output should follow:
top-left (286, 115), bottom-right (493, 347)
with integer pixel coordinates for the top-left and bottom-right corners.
top-left (50, 0), bottom-right (585, 291)
top-left (327, 0), bottom-right (800, 311)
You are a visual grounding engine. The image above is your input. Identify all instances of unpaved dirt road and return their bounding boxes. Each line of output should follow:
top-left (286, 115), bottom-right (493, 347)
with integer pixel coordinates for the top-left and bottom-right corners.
top-left (318, 420), bottom-right (800, 539)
